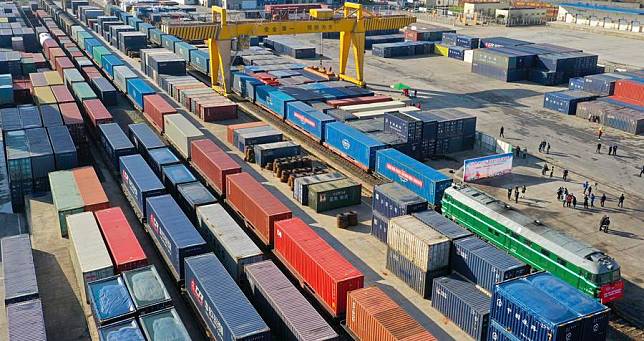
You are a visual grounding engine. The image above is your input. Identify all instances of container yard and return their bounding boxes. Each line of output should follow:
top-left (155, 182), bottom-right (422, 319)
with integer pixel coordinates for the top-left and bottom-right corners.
top-left (0, 0), bottom-right (643, 341)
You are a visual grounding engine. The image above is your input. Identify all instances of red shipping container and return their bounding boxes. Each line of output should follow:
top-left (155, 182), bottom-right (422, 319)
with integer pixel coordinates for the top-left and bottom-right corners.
top-left (54, 57), bottom-right (75, 78)
top-left (59, 102), bottom-right (86, 145)
top-left (614, 80), bottom-right (644, 105)
top-left (273, 217), bottom-right (364, 317)
top-left (226, 172), bottom-right (291, 246)
top-left (72, 166), bottom-right (110, 212)
top-left (143, 94), bottom-right (177, 132)
top-left (346, 287), bottom-right (437, 341)
top-left (404, 29), bottom-right (420, 42)
top-left (95, 207), bottom-right (148, 273)
top-left (48, 47), bottom-right (65, 63)
top-left (42, 39), bottom-right (58, 58)
top-left (326, 95), bottom-right (392, 108)
top-left (226, 121), bottom-right (268, 144)
top-left (50, 85), bottom-right (74, 104)
top-left (195, 99), bottom-right (238, 122)
top-left (608, 95), bottom-right (644, 108)
top-left (191, 139), bottom-right (241, 195)
top-left (69, 50), bottom-right (84, 59)
top-left (83, 99), bottom-right (113, 128)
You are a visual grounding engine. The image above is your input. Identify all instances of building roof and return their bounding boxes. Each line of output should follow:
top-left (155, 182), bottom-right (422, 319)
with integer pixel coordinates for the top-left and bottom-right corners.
top-left (562, 2), bottom-right (644, 16)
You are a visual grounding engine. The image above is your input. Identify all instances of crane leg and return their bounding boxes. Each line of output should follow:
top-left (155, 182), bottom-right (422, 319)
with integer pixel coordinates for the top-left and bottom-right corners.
top-left (207, 38), bottom-right (232, 95)
top-left (338, 30), bottom-right (352, 76)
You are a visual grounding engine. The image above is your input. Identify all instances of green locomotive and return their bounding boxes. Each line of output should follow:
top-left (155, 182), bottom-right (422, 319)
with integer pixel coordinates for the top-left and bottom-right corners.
top-left (441, 186), bottom-right (623, 303)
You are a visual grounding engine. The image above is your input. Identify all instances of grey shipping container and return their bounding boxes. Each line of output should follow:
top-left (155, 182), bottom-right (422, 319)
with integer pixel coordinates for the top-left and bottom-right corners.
top-left (99, 123), bottom-right (137, 170)
top-left (196, 204), bottom-right (264, 283)
top-left (293, 172), bottom-right (345, 205)
top-left (386, 247), bottom-right (449, 298)
top-left (372, 182), bottom-right (427, 218)
top-left (452, 237), bottom-right (530, 294)
top-left (253, 141), bottom-right (300, 167)
top-left (25, 128), bottom-right (55, 192)
top-left (432, 275), bottom-right (490, 341)
top-left (245, 260), bottom-right (339, 341)
top-left (6, 299), bottom-right (47, 341)
top-left (90, 77), bottom-right (118, 106)
top-left (47, 126), bottom-right (78, 170)
top-left (413, 210), bottom-right (473, 241)
top-left (148, 147), bottom-right (180, 176)
top-left (2, 234), bottom-right (38, 305)
top-left (176, 181), bottom-right (216, 222)
top-left (184, 253), bottom-right (271, 340)
top-left (138, 308), bottom-right (190, 341)
top-left (122, 265), bottom-right (172, 314)
top-left (308, 179), bottom-right (362, 212)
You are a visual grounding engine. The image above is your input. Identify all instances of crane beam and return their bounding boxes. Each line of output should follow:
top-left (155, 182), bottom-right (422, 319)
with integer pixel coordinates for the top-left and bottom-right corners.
top-left (160, 3), bottom-right (415, 94)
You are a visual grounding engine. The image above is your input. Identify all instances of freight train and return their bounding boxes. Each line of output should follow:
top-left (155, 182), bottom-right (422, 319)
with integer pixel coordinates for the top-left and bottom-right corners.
top-left (441, 185), bottom-right (624, 303)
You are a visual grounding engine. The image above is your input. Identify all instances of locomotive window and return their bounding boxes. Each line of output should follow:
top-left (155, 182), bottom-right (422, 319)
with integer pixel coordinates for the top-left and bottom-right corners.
top-left (510, 232), bottom-right (519, 240)
top-left (556, 257), bottom-right (566, 266)
top-left (541, 249), bottom-right (550, 257)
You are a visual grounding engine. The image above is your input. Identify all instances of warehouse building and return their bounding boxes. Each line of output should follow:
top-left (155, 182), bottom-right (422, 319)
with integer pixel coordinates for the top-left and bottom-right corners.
top-left (557, 2), bottom-right (643, 32)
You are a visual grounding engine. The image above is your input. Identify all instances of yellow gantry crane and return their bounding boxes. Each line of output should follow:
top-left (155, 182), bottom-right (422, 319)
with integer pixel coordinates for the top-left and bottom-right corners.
top-left (161, 3), bottom-right (415, 95)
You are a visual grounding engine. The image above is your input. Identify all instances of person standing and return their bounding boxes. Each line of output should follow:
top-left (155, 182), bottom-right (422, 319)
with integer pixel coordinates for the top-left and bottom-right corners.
top-left (618, 194), bottom-right (625, 208)
top-left (500, 126), bottom-right (505, 138)
top-left (514, 188), bottom-right (520, 203)
top-left (590, 193), bottom-right (596, 207)
top-left (563, 169), bottom-right (569, 181)
top-left (572, 195), bottom-right (577, 209)
top-left (640, 165), bottom-right (644, 177)
top-left (587, 185), bottom-right (592, 196)
top-left (546, 143), bottom-right (551, 154)
top-left (598, 127), bottom-right (603, 140)
top-left (549, 166), bottom-right (554, 178)
top-left (557, 187), bottom-right (563, 201)
top-left (583, 195), bottom-right (589, 209)
top-left (596, 143), bottom-right (602, 153)
top-left (507, 188), bottom-right (512, 201)
top-left (608, 146), bottom-right (613, 155)
top-left (600, 193), bottom-right (607, 207)
top-left (613, 145), bottom-right (618, 156)
top-left (521, 185), bottom-right (526, 198)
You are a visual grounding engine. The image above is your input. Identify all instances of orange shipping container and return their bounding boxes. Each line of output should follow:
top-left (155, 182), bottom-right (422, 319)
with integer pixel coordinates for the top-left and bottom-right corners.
top-left (72, 166), bottom-right (110, 212)
top-left (226, 121), bottom-right (268, 144)
top-left (346, 287), bottom-right (437, 341)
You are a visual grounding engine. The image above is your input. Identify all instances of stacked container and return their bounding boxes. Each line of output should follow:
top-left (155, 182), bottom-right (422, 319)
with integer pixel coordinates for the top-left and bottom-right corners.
top-left (293, 172), bottom-right (345, 205)
top-left (49, 170), bottom-right (83, 237)
top-left (2, 235), bottom-right (39, 305)
top-left (190, 139), bottom-right (241, 195)
top-left (371, 182), bottom-right (427, 242)
top-left (163, 114), bottom-right (204, 159)
top-left (119, 154), bottom-right (166, 220)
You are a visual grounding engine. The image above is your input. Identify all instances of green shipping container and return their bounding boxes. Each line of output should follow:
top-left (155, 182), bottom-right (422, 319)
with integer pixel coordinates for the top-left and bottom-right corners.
top-left (21, 59), bottom-right (37, 74)
top-left (71, 82), bottom-right (98, 102)
top-left (49, 171), bottom-right (84, 238)
top-left (77, 32), bottom-right (93, 50)
top-left (307, 179), bottom-right (362, 212)
top-left (92, 47), bottom-right (111, 67)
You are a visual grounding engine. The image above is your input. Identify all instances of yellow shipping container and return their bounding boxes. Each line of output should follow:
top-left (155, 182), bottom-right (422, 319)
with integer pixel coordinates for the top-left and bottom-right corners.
top-left (310, 8), bottom-right (334, 19)
top-left (43, 71), bottom-right (64, 85)
top-left (434, 43), bottom-right (449, 56)
top-left (33, 86), bottom-right (57, 105)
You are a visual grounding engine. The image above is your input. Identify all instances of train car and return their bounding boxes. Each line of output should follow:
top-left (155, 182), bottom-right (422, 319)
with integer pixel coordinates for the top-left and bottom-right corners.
top-left (441, 185), bottom-right (623, 303)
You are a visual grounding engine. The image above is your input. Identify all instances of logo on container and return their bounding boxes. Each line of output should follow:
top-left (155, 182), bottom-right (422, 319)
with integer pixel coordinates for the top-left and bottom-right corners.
top-left (341, 138), bottom-right (350, 150)
top-left (190, 278), bottom-right (224, 338)
top-left (294, 112), bottom-right (316, 128)
top-left (149, 213), bottom-right (172, 254)
top-left (385, 163), bottom-right (423, 188)
top-left (123, 169), bottom-right (139, 198)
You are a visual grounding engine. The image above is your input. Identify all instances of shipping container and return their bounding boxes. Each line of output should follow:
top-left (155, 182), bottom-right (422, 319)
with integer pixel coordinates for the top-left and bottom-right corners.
top-left (373, 182), bottom-right (427, 219)
top-left (488, 319), bottom-right (521, 341)
top-left (383, 111), bottom-right (423, 143)
top-left (226, 122), bottom-right (268, 144)
top-left (88, 275), bottom-right (136, 327)
top-left (49, 170), bottom-right (83, 237)
top-left (236, 126), bottom-right (283, 152)
top-left (6, 299), bottom-right (47, 341)
top-left (164, 114), bottom-right (204, 159)
top-left (58, 102), bottom-right (85, 144)
top-left (285, 101), bottom-right (335, 141)
top-left (412, 210), bottom-right (472, 241)
top-left (67, 211), bottom-right (114, 303)
top-left (71, 166), bottom-right (108, 213)
top-left (25, 128), bottom-right (55, 192)
top-left (50, 84), bottom-right (74, 104)
top-left (99, 123), bottom-right (137, 170)
top-left (375, 149), bottom-right (452, 206)
top-left (83, 99), bottom-right (113, 129)
top-left (195, 204), bottom-right (263, 283)
top-left (324, 122), bottom-right (386, 170)
top-left (346, 287), bottom-right (437, 341)
top-left (126, 78), bottom-right (155, 110)
top-left (128, 123), bottom-right (165, 161)
top-left (273, 218), bottom-right (363, 316)
top-left (245, 260), bottom-right (339, 341)
top-left (176, 181), bottom-right (216, 222)
top-left (386, 214), bottom-right (449, 271)
top-left (90, 77), bottom-right (118, 106)
top-left (226, 172), bottom-right (292, 246)
top-left (146, 195), bottom-right (207, 282)
top-left (253, 141), bottom-right (300, 167)
top-left (47, 126), bottom-right (78, 170)
top-left (1, 234), bottom-right (38, 305)
top-left (543, 90), bottom-right (597, 115)
top-left (600, 106), bottom-right (644, 135)
top-left (71, 81), bottom-right (97, 102)
top-left (431, 275), bottom-right (490, 341)
top-left (148, 147), bottom-right (181, 177)
top-left (293, 172), bottom-right (345, 205)
top-left (138, 308), bottom-right (190, 341)
top-left (190, 139), bottom-right (241, 195)
top-left (95, 207), bottom-right (147, 273)
top-left (114, 65), bottom-right (137, 93)
top-left (98, 318), bottom-right (145, 341)
top-left (143, 94), bottom-right (176, 133)
top-left (338, 100), bottom-right (406, 114)
top-left (122, 265), bottom-right (172, 314)
top-left (184, 253), bottom-right (271, 340)
top-left (307, 178), bottom-right (361, 212)
top-left (161, 164), bottom-right (197, 195)
top-left (452, 237), bottom-right (530, 293)
top-left (119, 154), bottom-right (166, 219)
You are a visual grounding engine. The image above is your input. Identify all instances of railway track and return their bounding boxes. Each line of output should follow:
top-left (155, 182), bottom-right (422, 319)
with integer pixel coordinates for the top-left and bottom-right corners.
top-left (610, 316), bottom-right (644, 340)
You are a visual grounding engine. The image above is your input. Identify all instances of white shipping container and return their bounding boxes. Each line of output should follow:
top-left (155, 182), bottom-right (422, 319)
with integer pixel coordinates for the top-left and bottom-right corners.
top-left (196, 204), bottom-right (264, 281)
top-left (67, 212), bottom-right (114, 304)
top-left (163, 114), bottom-right (204, 159)
top-left (387, 215), bottom-right (450, 272)
top-left (352, 106), bottom-right (420, 119)
top-left (464, 49), bottom-right (474, 64)
top-left (338, 101), bottom-right (407, 114)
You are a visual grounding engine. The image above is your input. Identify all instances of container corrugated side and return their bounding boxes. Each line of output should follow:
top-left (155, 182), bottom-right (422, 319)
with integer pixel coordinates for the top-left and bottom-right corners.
top-left (346, 287), bottom-right (437, 341)
top-left (307, 179), bottom-right (362, 213)
top-left (373, 182), bottom-right (427, 218)
top-left (67, 211), bottom-right (114, 303)
top-left (6, 299), bottom-right (47, 341)
top-left (413, 210), bottom-right (473, 241)
top-left (245, 261), bottom-right (338, 340)
top-left (95, 207), bottom-right (147, 273)
top-left (196, 204), bottom-right (264, 282)
top-left (324, 122), bottom-right (386, 170)
top-left (184, 253), bottom-right (271, 340)
top-left (72, 166), bottom-right (109, 212)
top-left (432, 275), bottom-right (490, 341)
top-left (120, 154), bottom-right (166, 219)
top-left (1, 234), bottom-right (39, 305)
top-left (387, 215), bottom-right (450, 272)
top-left (146, 195), bottom-right (207, 282)
top-left (163, 114), bottom-right (204, 159)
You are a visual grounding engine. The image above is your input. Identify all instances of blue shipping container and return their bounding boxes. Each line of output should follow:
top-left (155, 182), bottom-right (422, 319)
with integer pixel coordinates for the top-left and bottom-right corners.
top-left (88, 276), bottom-right (136, 326)
top-left (128, 123), bottom-right (165, 158)
top-left (126, 78), bottom-right (155, 109)
top-left (184, 253), bottom-right (271, 340)
top-left (431, 275), bottom-right (490, 341)
top-left (372, 182), bottom-right (427, 218)
top-left (543, 90), bottom-right (597, 115)
top-left (102, 54), bottom-right (124, 78)
top-left (325, 122), bottom-right (387, 169)
top-left (47, 126), bottom-right (78, 170)
top-left (146, 195), bottom-right (207, 282)
top-left (99, 123), bottom-right (137, 170)
top-left (386, 247), bottom-right (449, 298)
top-left (98, 318), bottom-right (145, 341)
top-left (1, 234), bottom-right (38, 305)
top-left (488, 319), bottom-right (521, 341)
top-left (285, 101), bottom-right (335, 141)
top-left (452, 237), bottom-right (529, 293)
top-left (120, 154), bottom-right (166, 219)
top-left (375, 148), bottom-right (452, 206)
top-left (161, 164), bottom-right (197, 194)
top-left (267, 90), bottom-right (296, 117)
top-left (148, 147), bottom-right (180, 176)
top-left (371, 211), bottom-right (389, 243)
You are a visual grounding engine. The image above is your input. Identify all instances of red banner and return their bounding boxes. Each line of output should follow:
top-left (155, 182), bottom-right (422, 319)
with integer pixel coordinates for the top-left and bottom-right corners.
top-left (600, 280), bottom-right (624, 303)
